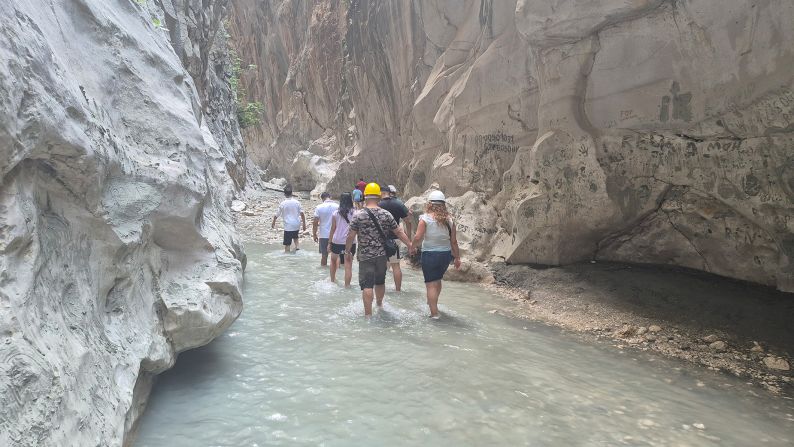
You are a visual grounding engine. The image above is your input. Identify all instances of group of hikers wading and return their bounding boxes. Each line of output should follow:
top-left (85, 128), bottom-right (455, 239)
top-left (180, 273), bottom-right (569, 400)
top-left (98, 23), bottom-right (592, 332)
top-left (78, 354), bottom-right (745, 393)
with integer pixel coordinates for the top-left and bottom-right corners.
top-left (272, 181), bottom-right (461, 318)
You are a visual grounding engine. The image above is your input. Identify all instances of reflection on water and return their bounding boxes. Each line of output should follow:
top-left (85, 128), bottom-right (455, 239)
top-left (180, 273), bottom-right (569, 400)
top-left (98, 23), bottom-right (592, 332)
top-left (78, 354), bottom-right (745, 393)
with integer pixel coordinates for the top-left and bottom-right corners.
top-left (135, 243), bottom-right (794, 446)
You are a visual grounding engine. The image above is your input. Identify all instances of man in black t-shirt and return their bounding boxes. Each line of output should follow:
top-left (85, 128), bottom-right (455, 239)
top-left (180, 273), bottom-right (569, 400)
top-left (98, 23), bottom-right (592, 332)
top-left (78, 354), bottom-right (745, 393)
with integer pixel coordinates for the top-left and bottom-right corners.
top-left (378, 185), bottom-right (413, 292)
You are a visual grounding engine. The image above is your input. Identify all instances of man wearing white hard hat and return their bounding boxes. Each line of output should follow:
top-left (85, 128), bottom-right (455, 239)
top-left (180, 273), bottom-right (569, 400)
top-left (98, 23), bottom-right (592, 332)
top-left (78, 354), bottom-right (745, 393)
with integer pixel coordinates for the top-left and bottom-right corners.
top-left (409, 190), bottom-right (461, 319)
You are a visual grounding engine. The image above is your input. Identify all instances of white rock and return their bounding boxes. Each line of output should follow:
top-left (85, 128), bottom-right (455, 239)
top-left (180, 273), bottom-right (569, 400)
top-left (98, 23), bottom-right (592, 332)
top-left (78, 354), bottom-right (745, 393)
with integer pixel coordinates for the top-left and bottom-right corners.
top-left (648, 325), bottom-right (663, 333)
top-left (693, 423), bottom-right (706, 430)
top-left (763, 356), bottom-right (791, 371)
top-left (231, 200), bottom-right (247, 212)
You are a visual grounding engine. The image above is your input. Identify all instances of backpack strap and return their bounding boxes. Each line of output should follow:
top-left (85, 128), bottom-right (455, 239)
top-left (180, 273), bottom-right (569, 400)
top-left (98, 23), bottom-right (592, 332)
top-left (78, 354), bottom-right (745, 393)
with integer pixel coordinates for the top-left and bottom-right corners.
top-left (364, 208), bottom-right (389, 245)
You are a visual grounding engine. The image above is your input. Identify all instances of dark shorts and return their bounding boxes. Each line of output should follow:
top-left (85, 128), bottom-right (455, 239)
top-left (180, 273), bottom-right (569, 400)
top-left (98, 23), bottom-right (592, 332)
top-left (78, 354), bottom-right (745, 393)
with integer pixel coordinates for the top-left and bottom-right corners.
top-left (330, 243), bottom-right (356, 264)
top-left (283, 230), bottom-right (299, 246)
top-left (319, 238), bottom-right (329, 255)
top-left (358, 255), bottom-right (388, 290)
top-left (387, 242), bottom-right (402, 264)
top-left (421, 251), bottom-right (453, 283)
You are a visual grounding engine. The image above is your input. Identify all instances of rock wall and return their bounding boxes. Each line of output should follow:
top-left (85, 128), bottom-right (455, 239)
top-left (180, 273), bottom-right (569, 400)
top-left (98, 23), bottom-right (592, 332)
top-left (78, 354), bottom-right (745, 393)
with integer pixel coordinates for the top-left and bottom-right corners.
top-left (0, 0), bottom-right (246, 445)
top-left (229, 0), bottom-right (794, 292)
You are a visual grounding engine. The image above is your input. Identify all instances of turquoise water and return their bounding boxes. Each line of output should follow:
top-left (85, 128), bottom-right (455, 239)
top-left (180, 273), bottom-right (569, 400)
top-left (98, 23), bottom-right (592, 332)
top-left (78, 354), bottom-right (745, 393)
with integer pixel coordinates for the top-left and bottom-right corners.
top-left (134, 243), bottom-right (794, 446)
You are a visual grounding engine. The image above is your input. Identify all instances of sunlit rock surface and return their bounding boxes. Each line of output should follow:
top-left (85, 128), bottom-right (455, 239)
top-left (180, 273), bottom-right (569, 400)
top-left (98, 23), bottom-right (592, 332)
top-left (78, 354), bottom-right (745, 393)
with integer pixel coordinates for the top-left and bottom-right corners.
top-left (231, 0), bottom-right (794, 292)
top-left (0, 0), bottom-right (245, 445)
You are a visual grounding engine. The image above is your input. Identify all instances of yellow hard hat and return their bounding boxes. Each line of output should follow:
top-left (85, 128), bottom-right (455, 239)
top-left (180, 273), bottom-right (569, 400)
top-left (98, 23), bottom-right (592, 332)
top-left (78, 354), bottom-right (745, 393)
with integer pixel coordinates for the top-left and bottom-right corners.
top-left (363, 182), bottom-right (381, 197)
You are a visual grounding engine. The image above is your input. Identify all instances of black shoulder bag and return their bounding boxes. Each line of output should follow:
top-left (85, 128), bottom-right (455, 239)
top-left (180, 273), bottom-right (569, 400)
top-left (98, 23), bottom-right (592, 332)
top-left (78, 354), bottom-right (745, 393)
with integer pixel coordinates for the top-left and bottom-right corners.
top-left (364, 208), bottom-right (398, 257)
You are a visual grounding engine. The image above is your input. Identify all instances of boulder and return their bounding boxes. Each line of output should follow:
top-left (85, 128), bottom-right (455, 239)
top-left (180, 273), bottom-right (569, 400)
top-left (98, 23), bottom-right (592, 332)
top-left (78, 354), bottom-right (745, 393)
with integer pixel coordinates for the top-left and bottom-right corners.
top-left (763, 356), bottom-right (791, 371)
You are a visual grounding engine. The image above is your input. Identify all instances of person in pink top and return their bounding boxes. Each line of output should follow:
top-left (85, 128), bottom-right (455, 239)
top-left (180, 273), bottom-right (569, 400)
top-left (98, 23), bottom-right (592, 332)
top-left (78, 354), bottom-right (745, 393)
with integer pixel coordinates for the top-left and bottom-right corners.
top-left (328, 192), bottom-right (357, 286)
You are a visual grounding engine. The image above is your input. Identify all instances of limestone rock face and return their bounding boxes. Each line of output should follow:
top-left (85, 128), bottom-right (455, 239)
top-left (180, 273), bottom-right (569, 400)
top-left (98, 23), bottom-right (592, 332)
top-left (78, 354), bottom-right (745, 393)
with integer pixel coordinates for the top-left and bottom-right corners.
top-left (230, 1), bottom-right (794, 292)
top-left (0, 0), bottom-right (245, 445)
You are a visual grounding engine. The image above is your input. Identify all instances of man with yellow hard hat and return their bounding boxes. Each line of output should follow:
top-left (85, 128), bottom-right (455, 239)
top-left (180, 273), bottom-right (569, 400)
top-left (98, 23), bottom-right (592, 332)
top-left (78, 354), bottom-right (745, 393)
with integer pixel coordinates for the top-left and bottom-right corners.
top-left (345, 182), bottom-right (413, 316)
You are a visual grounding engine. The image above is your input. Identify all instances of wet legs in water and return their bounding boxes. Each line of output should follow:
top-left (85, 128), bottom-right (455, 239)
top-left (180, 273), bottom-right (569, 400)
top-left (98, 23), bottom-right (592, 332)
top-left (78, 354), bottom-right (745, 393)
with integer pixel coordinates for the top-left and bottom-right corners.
top-left (343, 257), bottom-right (353, 287)
top-left (362, 288), bottom-right (374, 316)
top-left (362, 284), bottom-right (386, 317)
top-left (375, 284), bottom-right (385, 307)
top-left (390, 262), bottom-right (402, 292)
top-left (329, 253), bottom-right (339, 282)
top-left (425, 280), bottom-right (442, 317)
top-left (329, 254), bottom-right (353, 287)
top-left (320, 250), bottom-right (328, 267)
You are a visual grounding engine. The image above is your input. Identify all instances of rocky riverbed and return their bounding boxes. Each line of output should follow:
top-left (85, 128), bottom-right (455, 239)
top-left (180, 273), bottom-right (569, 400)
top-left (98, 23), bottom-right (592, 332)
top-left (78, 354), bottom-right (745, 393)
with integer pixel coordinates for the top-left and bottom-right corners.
top-left (234, 187), bottom-right (793, 398)
top-left (489, 262), bottom-right (794, 396)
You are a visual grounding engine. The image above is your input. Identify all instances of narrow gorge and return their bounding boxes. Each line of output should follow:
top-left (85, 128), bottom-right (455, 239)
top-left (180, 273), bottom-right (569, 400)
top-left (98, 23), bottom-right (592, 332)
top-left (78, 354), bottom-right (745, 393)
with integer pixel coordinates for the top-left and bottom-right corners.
top-left (230, 0), bottom-right (794, 292)
top-left (1, 0), bottom-right (793, 446)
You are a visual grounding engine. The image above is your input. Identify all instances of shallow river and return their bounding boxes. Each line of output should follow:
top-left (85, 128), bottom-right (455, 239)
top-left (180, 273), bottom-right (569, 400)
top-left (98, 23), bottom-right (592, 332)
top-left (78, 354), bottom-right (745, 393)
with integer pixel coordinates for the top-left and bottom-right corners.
top-left (135, 243), bottom-right (794, 446)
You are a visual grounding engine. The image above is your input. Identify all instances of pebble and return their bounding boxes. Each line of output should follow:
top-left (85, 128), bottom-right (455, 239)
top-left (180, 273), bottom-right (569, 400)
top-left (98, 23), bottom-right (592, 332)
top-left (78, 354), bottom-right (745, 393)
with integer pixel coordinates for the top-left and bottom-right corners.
top-left (648, 325), bottom-right (662, 333)
top-left (636, 326), bottom-right (648, 336)
top-left (639, 419), bottom-right (656, 427)
top-left (709, 341), bottom-right (727, 351)
top-left (488, 310), bottom-right (498, 314)
top-left (644, 334), bottom-right (657, 342)
top-left (693, 423), bottom-right (706, 430)
top-left (703, 334), bottom-right (719, 343)
top-left (750, 341), bottom-right (764, 353)
top-left (763, 356), bottom-right (790, 371)
top-left (617, 325), bottom-right (637, 337)
top-left (230, 200), bottom-right (247, 212)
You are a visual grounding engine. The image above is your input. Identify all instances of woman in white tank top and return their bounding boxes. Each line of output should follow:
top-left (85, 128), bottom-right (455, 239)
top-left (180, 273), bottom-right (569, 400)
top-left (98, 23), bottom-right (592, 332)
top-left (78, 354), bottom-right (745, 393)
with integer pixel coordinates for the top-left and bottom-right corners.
top-left (409, 190), bottom-right (461, 319)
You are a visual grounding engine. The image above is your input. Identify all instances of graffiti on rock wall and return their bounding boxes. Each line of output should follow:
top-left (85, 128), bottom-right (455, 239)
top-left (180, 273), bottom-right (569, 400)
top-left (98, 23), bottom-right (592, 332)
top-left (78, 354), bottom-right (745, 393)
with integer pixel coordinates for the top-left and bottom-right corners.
top-left (602, 129), bottom-right (794, 206)
top-left (659, 81), bottom-right (693, 123)
top-left (464, 131), bottom-right (521, 188)
top-left (471, 131), bottom-right (519, 163)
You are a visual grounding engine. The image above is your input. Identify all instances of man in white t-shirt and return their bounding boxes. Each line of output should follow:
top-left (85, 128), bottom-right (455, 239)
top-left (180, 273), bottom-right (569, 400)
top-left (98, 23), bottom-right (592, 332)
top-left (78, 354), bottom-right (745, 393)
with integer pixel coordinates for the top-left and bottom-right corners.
top-left (271, 185), bottom-right (306, 253)
top-left (312, 192), bottom-right (339, 266)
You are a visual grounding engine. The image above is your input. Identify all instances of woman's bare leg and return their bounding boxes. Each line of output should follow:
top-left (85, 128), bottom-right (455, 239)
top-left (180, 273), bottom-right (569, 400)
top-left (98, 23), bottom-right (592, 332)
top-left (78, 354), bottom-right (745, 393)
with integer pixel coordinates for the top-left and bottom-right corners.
top-left (344, 256), bottom-right (353, 287)
top-left (329, 253), bottom-right (339, 282)
top-left (426, 280), bottom-right (442, 317)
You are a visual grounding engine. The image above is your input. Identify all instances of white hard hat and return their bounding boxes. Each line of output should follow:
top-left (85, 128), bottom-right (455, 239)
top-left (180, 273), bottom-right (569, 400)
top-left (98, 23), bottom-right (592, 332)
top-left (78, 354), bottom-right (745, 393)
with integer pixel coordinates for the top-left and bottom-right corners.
top-left (428, 190), bottom-right (446, 202)
top-left (387, 185), bottom-right (397, 193)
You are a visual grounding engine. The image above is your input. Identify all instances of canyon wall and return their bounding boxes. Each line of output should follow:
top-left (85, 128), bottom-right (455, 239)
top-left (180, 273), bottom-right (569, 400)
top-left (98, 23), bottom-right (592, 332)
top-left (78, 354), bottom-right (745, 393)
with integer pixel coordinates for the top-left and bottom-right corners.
top-left (230, 0), bottom-right (794, 292)
top-left (0, 0), bottom-right (245, 445)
